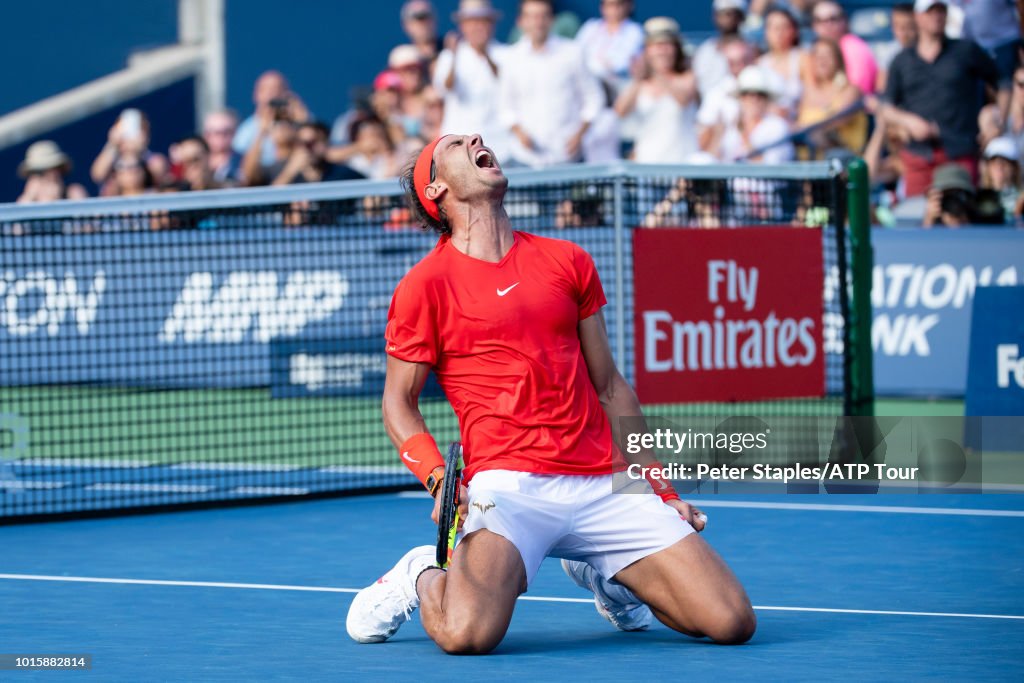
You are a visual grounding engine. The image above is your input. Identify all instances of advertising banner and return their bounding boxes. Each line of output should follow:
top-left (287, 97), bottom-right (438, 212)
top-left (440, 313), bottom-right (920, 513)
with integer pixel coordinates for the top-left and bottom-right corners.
top-left (871, 229), bottom-right (1023, 396)
top-left (633, 228), bottom-right (825, 403)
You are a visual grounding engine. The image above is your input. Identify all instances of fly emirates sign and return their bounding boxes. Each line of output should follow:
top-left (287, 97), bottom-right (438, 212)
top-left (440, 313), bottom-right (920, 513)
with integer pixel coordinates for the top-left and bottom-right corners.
top-left (633, 229), bottom-right (826, 403)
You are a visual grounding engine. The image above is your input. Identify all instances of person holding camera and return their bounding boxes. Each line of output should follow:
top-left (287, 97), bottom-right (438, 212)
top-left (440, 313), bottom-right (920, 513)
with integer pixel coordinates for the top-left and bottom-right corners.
top-left (922, 163), bottom-right (980, 227)
top-left (232, 71), bottom-right (310, 168)
top-left (271, 121), bottom-right (364, 185)
top-left (240, 101), bottom-right (299, 186)
top-left (90, 108), bottom-right (169, 195)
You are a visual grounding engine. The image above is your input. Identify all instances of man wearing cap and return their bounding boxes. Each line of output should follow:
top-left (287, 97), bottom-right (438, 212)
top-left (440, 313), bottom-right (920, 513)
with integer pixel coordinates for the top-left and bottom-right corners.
top-left (878, 0), bottom-right (1000, 197)
top-left (498, 0), bottom-right (605, 167)
top-left (981, 136), bottom-right (1021, 223)
top-left (434, 1), bottom-right (510, 162)
top-left (693, 0), bottom-right (748, 98)
top-left (16, 141), bottom-right (88, 204)
top-left (344, 133), bottom-right (755, 653)
top-left (717, 65), bottom-right (794, 163)
top-left (923, 162), bottom-right (980, 226)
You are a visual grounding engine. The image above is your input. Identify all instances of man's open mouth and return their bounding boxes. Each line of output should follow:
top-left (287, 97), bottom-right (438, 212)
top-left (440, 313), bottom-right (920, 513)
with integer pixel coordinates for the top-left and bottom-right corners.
top-left (474, 149), bottom-right (497, 169)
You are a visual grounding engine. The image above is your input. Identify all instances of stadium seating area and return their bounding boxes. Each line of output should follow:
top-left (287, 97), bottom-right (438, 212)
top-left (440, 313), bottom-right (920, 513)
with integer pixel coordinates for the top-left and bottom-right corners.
top-left (9, 1), bottom-right (1022, 227)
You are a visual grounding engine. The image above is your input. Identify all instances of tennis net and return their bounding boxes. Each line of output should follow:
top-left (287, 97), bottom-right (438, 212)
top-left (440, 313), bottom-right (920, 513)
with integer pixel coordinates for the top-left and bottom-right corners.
top-left (0, 161), bottom-right (871, 521)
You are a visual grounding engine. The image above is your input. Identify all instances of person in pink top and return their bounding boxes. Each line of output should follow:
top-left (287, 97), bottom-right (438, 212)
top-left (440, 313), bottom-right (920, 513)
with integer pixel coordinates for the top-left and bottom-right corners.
top-left (810, 0), bottom-right (878, 95)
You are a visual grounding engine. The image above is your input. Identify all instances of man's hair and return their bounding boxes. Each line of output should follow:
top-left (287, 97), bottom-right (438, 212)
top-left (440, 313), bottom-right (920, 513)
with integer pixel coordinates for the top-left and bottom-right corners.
top-left (178, 135), bottom-right (210, 153)
top-left (298, 121), bottom-right (331, 139)
top-left (892, 2), bottom-right (914, 15)
top-left (519, 0), bottom-right (553, 12)
top-left (400, 154), bottom-right (451, 235)
top-left (813, 0), bottom-right (845, 19)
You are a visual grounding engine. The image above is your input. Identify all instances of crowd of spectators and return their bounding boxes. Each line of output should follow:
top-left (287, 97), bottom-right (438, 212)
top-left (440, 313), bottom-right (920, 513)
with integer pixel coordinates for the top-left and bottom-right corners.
top-left (13, 0), bottom-right (1024, 227)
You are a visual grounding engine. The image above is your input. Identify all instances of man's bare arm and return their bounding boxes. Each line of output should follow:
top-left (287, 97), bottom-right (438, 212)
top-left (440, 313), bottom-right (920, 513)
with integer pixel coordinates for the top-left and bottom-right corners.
top-left (382, 355), bottom-right (432, 448)
top-left (578, 309), bottom-right (705, 529)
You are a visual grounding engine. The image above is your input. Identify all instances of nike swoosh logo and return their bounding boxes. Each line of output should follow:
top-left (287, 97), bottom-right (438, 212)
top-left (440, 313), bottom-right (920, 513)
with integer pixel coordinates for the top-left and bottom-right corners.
top-left (400, 451), bottom-right (420, 464)
top-left (496, 283), bottom-right (520, 297)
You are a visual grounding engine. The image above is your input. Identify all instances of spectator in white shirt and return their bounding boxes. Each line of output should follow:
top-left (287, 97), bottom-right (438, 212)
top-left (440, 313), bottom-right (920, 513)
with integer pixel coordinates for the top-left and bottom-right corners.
top-left (615, 17), bottom-right (699, 163)
top-left (433, 0), bottom-right (510, 161)
top-left (574, 0), bottom-right (645, 95)
top-left (697, 36), bottom-right (755, 154)
top-left (693, 0), bottom-right (748, 98)
top-left (716, 66), bottom-right (794, 163)
top-left (498, 0), bottom-right (605, 167)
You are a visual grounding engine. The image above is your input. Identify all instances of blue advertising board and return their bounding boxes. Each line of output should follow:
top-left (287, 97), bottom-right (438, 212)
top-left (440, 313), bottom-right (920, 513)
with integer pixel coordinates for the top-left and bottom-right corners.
top-left (966, 286), bottom-right (1024, 416)
top-left (0, 227), bottom-right (431, 388)
top-left (1, 226), bottom-right (620, 394)
top-left (871, 229), bottom-right (1024, 397)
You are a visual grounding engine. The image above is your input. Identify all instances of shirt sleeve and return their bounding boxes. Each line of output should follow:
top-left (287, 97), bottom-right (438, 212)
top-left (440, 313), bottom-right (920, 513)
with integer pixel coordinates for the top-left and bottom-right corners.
top-left (574, 46), bottom-right (606, 124)
top-left (573, 245), bottom-right (607, 320)
top-left (971, 41), bottom-right (1000, 90)
top-left (385, 276), bottom-right (439, 365)
top-left (432, 49), bottom-right (454, 96)
top-left (883, 52), bottom-right (904, 106)
top-left (498, 51), bottom-right (520, 130)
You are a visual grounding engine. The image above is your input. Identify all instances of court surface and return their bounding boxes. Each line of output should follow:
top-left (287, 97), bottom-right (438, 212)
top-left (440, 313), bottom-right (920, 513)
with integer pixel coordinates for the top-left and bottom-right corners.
top-left (2, 491), bottom-right (1022, 681)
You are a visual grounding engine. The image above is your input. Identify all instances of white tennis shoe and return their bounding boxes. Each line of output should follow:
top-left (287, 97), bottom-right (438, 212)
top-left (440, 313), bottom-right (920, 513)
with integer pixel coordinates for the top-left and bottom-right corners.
top-left (561, 559), bottom-right (653, 632)
top-left (346, 545), bottom-right (437, 643)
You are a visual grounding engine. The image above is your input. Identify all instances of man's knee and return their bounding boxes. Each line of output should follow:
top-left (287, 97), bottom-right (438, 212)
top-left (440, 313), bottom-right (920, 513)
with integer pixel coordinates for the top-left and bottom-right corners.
top-left (704, 605), bottom-right (756, 645)
top-left (435, 622), bottom-right (502, 655)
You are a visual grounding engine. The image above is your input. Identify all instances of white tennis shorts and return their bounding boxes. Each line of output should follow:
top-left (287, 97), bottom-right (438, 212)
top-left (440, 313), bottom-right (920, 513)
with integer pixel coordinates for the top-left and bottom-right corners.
top-left (460, 470), bottom-right (693, 586)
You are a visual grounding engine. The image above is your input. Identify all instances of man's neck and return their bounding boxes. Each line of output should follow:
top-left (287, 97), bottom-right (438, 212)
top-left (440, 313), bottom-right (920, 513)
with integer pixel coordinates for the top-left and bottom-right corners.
top-left (449, 203), bottom-right (515, 263)
top-left (530, 34), bottom-right (549, 50)
top-left (917, 32), bottom-right (944, 60)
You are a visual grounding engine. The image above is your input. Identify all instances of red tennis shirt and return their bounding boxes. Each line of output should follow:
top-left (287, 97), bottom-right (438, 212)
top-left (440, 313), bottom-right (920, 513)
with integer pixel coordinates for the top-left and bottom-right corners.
top-left (385, 231), bottom-right (616, 481)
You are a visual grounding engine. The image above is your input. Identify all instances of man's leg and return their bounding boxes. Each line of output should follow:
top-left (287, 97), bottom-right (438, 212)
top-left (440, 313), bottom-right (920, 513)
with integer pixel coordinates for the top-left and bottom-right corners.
top-left (613, 534), bottom-right (755, 644)
top-left (417, 529), bottom-right (527, 654)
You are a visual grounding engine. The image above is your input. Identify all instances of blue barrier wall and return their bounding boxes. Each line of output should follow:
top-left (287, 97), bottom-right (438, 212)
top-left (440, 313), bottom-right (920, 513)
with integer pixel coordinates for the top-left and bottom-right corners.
top-left (0, 226), bottom-right (620, 392)
top-left (872, 229), bottom-right (1024, 397)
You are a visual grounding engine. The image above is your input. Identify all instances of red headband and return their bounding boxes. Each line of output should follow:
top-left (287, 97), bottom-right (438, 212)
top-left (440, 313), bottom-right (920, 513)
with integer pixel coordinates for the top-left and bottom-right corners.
top-left (413, 135), bottom-right (449, 221)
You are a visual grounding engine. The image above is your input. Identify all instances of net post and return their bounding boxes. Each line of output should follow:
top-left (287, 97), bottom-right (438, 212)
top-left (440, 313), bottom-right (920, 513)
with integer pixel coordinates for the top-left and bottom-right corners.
top-left (845, 157), bottom-right (874, 417)
top-left (613, 174), bottom-right (626, 367)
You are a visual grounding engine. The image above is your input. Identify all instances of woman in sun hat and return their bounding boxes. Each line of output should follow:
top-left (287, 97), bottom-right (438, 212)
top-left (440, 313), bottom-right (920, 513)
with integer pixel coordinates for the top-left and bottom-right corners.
top-left (614, 17), bottom-right (699, 163)
top-left (16, 140), bottom-right (88, 204)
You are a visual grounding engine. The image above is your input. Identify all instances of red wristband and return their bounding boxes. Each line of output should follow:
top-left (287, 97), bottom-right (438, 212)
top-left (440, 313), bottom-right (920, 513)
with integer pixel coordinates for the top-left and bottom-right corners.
top-left (643, 462), bottom-right (680, 503)
top-left (398, 433), bottom-right (445, 487)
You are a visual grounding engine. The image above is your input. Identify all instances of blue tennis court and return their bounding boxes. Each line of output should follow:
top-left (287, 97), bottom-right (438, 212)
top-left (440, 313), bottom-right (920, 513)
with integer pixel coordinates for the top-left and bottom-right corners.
top-left (2, 492), bottom-right (1022, 680)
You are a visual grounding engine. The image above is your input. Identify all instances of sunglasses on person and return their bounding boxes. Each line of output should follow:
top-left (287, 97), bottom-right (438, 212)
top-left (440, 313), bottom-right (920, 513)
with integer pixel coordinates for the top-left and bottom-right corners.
top-left (1015, 79), bottom-right (1024, 88)
top-left (813, 14), bottom-right (842, 23)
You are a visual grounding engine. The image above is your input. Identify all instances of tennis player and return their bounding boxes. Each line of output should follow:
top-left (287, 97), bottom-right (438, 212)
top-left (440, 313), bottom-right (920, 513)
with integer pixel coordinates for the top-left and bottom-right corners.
top-left (346, 134), bottom-right (755, 653)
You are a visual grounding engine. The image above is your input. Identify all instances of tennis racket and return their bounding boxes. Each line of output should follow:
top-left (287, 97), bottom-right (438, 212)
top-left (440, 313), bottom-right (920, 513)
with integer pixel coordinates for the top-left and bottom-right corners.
top-left (435, 442), bottom-right (462, 568)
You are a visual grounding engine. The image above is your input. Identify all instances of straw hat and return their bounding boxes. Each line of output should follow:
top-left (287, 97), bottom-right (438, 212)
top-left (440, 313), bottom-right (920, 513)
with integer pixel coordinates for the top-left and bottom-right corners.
top-left (643, 17), bottom-right (681, 43)
top-left (18, 140), bottom-right (72, 177)
top-left (453, 0), bottom-right (501, 22)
